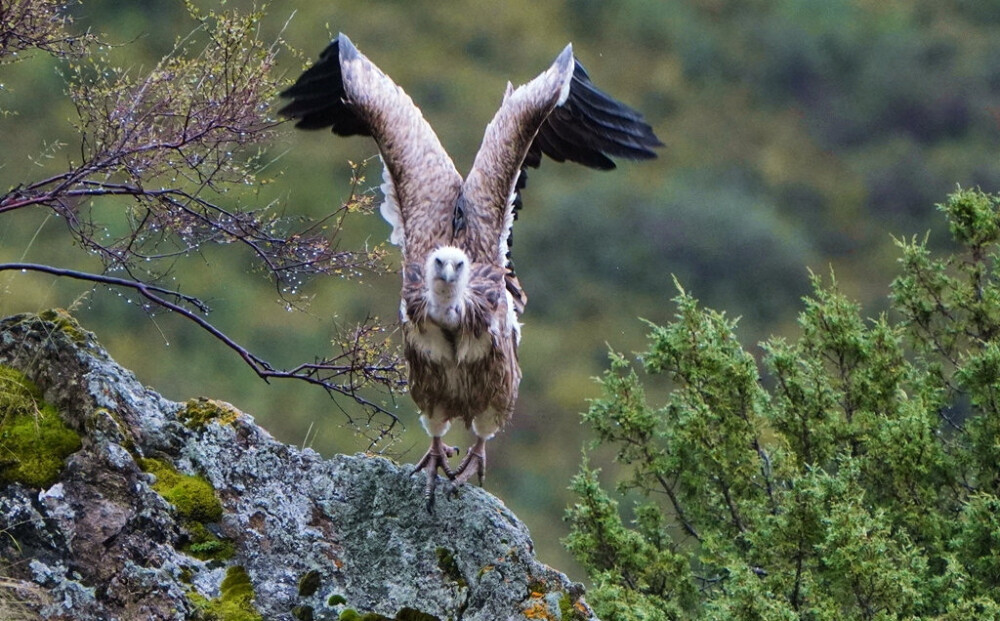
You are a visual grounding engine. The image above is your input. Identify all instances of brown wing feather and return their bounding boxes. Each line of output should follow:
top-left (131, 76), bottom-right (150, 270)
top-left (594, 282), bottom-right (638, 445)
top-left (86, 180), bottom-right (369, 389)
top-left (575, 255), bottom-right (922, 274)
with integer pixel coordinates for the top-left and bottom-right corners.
top-left (459, 45), bottom-right (662, 318)
top-left (459, 46), bottom-right (574, 271)
top-left (280, 34), bottom-right (461, 263)
top-left (463, 263), bottom-right (504, 338)
top-left (401, 261), bottom-right (427, 323)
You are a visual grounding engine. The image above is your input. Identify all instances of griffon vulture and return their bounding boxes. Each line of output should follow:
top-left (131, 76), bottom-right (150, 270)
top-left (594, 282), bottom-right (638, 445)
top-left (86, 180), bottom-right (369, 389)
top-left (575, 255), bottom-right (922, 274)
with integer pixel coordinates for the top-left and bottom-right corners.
top-left (280, 34), bottom-right (661, 505)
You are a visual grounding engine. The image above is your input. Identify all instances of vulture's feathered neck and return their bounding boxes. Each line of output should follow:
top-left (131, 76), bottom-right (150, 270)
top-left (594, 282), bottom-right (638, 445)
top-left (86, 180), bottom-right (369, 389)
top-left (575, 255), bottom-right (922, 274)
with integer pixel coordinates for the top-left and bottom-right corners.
top-left (426, 246), bottom-right (470, 328)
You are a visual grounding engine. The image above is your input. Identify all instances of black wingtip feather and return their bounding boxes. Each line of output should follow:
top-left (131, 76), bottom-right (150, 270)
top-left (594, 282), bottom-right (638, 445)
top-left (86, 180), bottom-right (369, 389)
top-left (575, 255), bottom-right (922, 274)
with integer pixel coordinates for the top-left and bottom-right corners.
top-left (526, 58), bottom-right (662, 170)
top-left (278, 36), bottom-right (372, 137)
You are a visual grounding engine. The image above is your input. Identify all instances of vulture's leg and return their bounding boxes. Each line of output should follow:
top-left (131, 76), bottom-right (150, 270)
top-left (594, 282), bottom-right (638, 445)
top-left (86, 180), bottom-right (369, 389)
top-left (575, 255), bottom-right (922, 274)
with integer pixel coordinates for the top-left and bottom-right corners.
top-left (410, 413), bottom-right (457, 509)
top-left (453, 437), bottom-right (486, 486)
top-left (453, 415), bottom-right (498, 486)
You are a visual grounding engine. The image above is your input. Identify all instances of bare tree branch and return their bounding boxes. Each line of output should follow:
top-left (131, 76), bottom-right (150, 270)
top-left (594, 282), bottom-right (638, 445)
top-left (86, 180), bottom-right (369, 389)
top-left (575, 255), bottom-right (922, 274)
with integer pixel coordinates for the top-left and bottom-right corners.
top-left (0, 0), bottom-right (93, 62)
top-left (1, 3), bottom-right (407, 447)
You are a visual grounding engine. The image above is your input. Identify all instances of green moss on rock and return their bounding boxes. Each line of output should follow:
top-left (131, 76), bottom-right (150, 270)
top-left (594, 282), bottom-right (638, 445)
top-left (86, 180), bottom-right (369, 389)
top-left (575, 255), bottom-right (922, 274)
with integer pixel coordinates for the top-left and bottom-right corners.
top-left (138, 456), bottom-right (234, 561)
top-left (0, 365), bottom-right (82, 488)
top-left (338, 611), bottom-right (388, 621)
top-left (435, 547), bottom-right (467, 588)
top-left (558, 592), bottom-right (589, 620)
top-left (37, 308), bottom-right (90, 345)
top-left (186, 521), bottom-right (235, 561)
top-left (526, 578), bottom-right (548, 595)
top-left (298, 569), bottom-right (322, 597)
top-left (220, 566), bottom-right (255, 601)
top-left (179, 397), bottom-right (241, 430)
top-left (139, 457), bottom-right (223, 522)
top-left (188, 565), bottom-right (262, 621)
top-left (292, 604), bottom-right (314, 620)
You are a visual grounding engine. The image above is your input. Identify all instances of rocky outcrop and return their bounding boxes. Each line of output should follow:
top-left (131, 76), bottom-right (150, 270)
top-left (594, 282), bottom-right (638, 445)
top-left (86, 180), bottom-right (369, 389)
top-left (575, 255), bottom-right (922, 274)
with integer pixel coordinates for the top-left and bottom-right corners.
top-left (0, 311), bottom-right (595, 621)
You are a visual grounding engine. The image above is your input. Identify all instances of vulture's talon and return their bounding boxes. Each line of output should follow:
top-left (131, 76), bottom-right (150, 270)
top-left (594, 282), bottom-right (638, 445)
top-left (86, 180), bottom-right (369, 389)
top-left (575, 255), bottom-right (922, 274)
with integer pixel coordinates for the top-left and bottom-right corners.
top-left (453, 438), bottom-right (487, 486)
top-left (411, 437), bottom-right (458, 510)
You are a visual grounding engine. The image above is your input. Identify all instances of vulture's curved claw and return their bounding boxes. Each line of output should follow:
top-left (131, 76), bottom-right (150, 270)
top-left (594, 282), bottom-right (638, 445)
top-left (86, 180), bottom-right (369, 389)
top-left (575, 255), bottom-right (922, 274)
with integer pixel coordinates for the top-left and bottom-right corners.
top-left (410, 437), bottom-right (458, 511)
top-left (453, 438), bottom-right (487, 487)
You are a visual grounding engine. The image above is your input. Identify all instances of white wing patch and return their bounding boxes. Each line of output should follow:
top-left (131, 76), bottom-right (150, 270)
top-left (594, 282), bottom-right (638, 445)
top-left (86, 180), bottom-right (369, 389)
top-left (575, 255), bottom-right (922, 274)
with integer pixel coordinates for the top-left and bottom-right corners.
top-left (506, 289), bottom-right (522, 346)
top-left (496, 188), bottom-right (518, 267)
top-left (378, 155), bottom-right (404, 247)
top-left (399, 298), bottom-right (409, 323)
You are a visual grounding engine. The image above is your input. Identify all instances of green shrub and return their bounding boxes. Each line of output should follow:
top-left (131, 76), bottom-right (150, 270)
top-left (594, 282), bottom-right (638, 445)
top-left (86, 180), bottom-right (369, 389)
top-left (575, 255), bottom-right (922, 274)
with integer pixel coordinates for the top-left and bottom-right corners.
top-left (566, 189), bottom-right (1000, 618)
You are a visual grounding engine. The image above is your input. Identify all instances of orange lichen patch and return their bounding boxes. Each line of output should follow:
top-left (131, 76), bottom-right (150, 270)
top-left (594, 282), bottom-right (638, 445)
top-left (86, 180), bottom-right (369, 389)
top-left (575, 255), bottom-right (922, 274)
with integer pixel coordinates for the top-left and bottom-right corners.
top-left (522, 597), bottom-right (559, 621)
top-left (523, 602), bottom-right (551, 620)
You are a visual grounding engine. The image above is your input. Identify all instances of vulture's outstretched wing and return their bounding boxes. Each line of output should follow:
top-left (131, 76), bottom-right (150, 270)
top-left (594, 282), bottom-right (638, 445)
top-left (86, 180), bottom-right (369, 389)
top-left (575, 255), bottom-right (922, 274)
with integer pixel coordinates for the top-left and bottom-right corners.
top-left (279, 34), bottom-right (462, 262)
top-left (461, 45), bottom-right (662, 312)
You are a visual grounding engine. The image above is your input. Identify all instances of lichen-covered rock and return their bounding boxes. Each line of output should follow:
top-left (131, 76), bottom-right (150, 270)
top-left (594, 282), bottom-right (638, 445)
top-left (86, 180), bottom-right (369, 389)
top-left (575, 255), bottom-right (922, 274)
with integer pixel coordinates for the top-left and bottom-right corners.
top-left (0, 312), bottom-right (596, 621)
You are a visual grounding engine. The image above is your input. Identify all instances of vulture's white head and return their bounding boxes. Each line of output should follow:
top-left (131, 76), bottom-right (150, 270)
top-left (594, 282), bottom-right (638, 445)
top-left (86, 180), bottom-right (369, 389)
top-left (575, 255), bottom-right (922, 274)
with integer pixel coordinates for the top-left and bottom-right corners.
top-left (426, 246), bottom-right (470, 323)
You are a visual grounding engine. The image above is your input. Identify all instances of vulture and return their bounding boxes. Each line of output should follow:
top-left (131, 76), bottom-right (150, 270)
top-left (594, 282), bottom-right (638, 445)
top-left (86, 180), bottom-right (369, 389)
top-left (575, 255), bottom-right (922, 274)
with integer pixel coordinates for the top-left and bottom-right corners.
top-left (280, 34), bottom-right (661, 505)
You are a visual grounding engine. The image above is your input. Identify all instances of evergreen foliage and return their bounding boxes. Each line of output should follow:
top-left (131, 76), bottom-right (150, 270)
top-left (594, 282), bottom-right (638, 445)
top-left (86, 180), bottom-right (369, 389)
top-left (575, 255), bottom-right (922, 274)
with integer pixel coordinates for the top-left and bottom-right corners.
top-left (566, 189), bottom-right (1000, 618)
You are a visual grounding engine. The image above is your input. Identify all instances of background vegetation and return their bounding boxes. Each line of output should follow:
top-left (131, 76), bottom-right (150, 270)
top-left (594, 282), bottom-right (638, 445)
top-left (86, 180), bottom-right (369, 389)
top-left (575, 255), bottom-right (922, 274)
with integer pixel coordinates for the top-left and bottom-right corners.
top-left (2, 0), bottom-right (999, 582)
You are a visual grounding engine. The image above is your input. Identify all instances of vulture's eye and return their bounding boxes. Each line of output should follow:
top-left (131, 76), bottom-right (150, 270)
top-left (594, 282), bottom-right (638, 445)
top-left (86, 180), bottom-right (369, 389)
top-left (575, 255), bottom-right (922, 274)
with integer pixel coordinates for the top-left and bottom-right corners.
top-left (456, 261), bottom-right (464, 270)
top-left (434, 257), bottom-right (443, 267)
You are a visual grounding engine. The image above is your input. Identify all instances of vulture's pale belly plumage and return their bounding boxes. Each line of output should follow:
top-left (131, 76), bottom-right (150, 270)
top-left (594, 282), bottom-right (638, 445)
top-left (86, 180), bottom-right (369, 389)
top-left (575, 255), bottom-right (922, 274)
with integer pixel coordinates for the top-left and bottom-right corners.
top-left (280, 33), bottom-right (660, 506)
top-left (405, 317), bottom-right (497, 365)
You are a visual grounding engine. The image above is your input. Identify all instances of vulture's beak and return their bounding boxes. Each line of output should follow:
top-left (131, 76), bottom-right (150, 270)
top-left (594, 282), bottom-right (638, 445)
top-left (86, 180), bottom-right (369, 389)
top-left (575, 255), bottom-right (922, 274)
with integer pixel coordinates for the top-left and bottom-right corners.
top-left (440, 263), bottom-right (457, 283)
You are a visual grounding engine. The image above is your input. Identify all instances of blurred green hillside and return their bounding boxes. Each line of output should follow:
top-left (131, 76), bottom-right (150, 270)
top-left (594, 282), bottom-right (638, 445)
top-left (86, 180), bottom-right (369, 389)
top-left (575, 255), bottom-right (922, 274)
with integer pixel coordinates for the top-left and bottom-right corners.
top-left (2, 0), bottom-right (999, 578)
